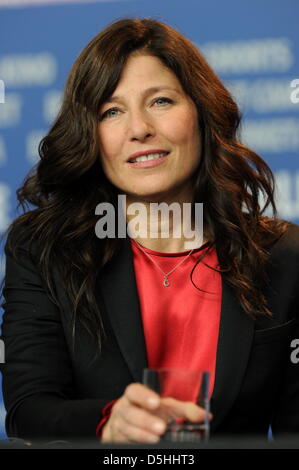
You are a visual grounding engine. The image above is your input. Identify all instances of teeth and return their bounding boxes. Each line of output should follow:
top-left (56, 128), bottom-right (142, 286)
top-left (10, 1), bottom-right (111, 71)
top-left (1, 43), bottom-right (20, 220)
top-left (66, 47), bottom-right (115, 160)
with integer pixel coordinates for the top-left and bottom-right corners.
top-left (130, 152), bottom-right (168, 163)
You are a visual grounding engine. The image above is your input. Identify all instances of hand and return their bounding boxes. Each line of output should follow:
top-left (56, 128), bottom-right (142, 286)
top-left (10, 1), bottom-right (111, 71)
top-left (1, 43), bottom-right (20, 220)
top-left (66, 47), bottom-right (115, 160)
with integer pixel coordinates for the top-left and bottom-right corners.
top-left (100, 382), bottom-right (212, 443)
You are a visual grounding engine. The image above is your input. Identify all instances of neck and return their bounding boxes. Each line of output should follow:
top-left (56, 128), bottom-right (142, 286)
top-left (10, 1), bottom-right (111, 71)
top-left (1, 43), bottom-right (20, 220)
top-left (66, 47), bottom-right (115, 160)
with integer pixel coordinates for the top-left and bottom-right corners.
top-left (124, 186), bottom-right (206, 253)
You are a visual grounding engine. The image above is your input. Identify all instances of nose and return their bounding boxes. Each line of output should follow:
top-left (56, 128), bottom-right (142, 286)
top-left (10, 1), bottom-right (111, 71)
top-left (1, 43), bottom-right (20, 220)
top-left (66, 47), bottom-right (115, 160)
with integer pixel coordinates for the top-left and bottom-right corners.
top-left (127, 110), bottom-right (156, 141)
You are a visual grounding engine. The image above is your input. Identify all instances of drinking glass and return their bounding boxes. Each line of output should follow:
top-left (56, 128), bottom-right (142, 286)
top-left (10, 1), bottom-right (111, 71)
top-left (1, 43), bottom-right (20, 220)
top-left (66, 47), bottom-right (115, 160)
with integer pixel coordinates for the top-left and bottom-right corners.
top-left (142, 368), bottom-right (210, 443)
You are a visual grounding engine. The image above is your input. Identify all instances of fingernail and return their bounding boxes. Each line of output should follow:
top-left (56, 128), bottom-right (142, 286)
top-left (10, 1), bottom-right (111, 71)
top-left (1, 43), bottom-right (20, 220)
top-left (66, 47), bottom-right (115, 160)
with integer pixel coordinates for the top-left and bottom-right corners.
top-left (153, 421), bottom-right (165, 433)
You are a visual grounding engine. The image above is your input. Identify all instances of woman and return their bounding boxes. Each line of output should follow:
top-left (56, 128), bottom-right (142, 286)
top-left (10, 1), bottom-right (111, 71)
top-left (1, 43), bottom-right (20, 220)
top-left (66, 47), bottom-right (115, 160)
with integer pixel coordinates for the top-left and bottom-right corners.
top-left (1, 17), bottom-right (299, 444)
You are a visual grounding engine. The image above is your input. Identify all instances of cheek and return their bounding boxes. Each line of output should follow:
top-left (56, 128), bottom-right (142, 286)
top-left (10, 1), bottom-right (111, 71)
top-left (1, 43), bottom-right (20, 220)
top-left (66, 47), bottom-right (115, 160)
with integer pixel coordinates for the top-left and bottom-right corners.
top-left (98, 128), bottom-right (121, 165)
top-left (164, 110), bottom-right (199, 144)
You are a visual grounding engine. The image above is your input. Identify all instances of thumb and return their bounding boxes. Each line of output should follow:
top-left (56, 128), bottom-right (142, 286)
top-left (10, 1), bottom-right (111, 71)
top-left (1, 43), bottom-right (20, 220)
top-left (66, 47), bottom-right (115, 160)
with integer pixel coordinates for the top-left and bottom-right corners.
top-left (161, 397), bottom-right (212, 423)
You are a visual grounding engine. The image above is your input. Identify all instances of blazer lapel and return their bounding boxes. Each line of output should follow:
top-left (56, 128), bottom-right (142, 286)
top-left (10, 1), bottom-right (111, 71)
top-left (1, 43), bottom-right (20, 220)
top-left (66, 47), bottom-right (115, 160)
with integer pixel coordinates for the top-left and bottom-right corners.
top-left (98, 237), bottom-right (255, 431)
top-left (210, 279), bottom-right (255, 431)
top-left (98, 236), bottom-right (148, 383)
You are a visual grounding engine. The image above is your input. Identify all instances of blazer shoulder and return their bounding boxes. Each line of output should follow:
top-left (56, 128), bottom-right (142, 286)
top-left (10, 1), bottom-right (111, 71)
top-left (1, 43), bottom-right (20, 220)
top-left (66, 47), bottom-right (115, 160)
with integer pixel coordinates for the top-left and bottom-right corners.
top-left (3, 218), bottom-right (37, 262)
top-left (269, 221), bottom-right (299, 260)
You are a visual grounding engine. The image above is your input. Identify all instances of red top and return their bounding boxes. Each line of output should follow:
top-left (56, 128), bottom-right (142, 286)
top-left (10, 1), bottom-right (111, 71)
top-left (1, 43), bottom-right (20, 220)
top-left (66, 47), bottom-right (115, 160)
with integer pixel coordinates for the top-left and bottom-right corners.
top-left (96, 238), bottom-right (222, 438)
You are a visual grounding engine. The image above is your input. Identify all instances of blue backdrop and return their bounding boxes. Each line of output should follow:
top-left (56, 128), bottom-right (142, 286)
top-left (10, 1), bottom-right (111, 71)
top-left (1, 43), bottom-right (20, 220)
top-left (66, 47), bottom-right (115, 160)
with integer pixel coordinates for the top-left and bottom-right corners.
top-left (0, 0), bottom-right (298, 438)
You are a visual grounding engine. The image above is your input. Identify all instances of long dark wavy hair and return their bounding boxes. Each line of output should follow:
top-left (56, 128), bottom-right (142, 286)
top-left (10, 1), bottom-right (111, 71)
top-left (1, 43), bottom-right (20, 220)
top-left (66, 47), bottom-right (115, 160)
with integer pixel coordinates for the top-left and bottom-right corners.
top-left (1, 17), bottom-right (291, 356)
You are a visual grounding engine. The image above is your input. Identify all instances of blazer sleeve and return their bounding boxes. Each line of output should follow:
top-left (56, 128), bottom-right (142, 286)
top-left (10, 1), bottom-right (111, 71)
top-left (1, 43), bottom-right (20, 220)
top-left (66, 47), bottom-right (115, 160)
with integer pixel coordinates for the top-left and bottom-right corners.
top-left (271, 226), bottom-right (299, 436)
top-left (271, 315), bottom-right (299, 436)
top-left (0, 229), bottom-right (109, 440)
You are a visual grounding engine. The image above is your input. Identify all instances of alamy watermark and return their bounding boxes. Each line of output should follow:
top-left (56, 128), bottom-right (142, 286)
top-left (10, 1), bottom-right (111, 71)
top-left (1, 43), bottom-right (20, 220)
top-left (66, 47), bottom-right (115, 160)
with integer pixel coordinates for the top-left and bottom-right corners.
top-left (290, 339), bottom-right (299, 364)
top-left (0, 339), bottom-right (4, 363)
top-left (0, 79), bottom-right (4, 104)
top-left (290, 79), bottom-right (299, 104)
top-left (95, 195), bottom-right (204, 250)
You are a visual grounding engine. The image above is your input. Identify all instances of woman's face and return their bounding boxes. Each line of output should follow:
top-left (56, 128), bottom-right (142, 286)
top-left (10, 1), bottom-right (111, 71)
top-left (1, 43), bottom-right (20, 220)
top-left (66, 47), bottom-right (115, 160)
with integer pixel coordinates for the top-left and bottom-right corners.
top-left (97, 54), bottom-right (201, 203)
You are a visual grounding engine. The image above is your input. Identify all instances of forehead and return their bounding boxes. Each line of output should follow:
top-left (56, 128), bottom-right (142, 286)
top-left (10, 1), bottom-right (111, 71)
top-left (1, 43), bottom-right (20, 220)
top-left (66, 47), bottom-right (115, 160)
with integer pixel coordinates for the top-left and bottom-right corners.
top-left (105, 55), bottom-right (184, 103)
top-left (119, 54), bottom-right (179, 82)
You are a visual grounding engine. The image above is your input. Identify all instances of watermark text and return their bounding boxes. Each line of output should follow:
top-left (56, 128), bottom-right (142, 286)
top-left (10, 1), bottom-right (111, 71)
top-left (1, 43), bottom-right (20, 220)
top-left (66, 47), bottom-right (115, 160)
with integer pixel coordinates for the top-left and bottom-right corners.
top-left (95, 195), bottom-right (204, 249)
top-left (0, 79), bottom-right (5, 103)
top-left (0, 339), bottom-right (5, 363)
top-left (290, 338), bottom-right (299, 364)
top-left (290, 79), bottom-right (299, 103)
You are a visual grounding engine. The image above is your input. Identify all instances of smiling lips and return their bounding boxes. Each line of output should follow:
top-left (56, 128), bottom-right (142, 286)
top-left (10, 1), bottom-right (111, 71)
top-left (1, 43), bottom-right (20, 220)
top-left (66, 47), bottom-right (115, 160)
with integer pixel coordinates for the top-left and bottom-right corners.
top-left (127, 149), bottom-right (169, 161)
top-left (127, 149), bottom-right (170, 168)
top-left (127, 152), bottom-right (170, 168)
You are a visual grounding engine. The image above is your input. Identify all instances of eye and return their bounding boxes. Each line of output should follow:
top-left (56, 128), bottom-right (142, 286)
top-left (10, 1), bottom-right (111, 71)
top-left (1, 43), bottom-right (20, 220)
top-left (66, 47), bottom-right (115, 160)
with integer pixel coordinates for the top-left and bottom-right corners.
top-left (99, 107), bottom-right (120, 120)
top-left (99, 97), bottom-right (173, 121)
top-left (153, 97), bottom-right (173, 106)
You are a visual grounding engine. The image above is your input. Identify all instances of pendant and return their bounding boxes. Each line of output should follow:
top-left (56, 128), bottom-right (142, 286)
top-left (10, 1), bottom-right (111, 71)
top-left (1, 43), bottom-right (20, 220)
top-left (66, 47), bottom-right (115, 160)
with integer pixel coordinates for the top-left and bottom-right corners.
top-left (163, 278), bottom-right (170, 287)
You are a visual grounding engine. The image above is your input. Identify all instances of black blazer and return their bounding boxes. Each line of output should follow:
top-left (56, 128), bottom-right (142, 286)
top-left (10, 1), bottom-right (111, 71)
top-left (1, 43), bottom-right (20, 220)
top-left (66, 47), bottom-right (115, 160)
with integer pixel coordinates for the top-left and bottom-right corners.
top-left (1, 223), bottom-right (299, 440)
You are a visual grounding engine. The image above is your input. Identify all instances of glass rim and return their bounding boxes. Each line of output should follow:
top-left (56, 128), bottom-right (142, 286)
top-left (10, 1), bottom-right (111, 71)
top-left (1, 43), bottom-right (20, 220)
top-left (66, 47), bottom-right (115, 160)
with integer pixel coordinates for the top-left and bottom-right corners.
top-left (143, 367), bottom-right (210, 376)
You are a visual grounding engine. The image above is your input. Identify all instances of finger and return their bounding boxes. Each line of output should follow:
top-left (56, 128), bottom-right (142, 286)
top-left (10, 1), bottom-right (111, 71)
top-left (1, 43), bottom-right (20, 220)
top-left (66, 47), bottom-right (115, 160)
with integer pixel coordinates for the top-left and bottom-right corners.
top-left (124, 383), bottom-right (161, 410)
top-left (109, 426), bottom-right (134, 443)
top-left (114, 420), bottom-right (161, 444)
top-left (119, 403), bottom-right (167, 436)
top-left (160, 397), bottom-right (213, 422)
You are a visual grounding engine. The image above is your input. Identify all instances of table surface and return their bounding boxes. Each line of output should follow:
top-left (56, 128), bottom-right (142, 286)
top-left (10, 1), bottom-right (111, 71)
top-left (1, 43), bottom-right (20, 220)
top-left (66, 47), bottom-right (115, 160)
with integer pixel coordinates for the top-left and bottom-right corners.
top-left (1, 435), bottom-right (299, 449)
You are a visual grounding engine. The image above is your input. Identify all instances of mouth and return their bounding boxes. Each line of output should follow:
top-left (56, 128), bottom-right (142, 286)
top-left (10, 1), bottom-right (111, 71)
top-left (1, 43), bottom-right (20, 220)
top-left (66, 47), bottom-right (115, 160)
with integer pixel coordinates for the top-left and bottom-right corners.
top-left (127, 152), bottom-right (170, 168)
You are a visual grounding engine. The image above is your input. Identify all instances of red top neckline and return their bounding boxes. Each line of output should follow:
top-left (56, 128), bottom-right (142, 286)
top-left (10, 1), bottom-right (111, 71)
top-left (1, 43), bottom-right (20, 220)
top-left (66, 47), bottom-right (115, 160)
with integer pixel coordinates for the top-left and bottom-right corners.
top-left (129, 237), bottom-right (211, 257)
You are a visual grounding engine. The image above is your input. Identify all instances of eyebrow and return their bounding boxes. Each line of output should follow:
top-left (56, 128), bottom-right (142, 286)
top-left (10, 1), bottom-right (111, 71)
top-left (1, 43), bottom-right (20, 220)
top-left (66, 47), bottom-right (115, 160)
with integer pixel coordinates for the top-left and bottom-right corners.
top-left (103, 86), bottom-right (180, 104)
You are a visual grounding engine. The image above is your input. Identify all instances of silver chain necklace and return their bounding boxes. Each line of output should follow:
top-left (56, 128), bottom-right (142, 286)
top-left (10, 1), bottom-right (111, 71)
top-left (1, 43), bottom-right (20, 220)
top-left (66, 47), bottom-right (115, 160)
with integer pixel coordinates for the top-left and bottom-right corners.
top-left (133, 240), bottom-right (195, 287)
